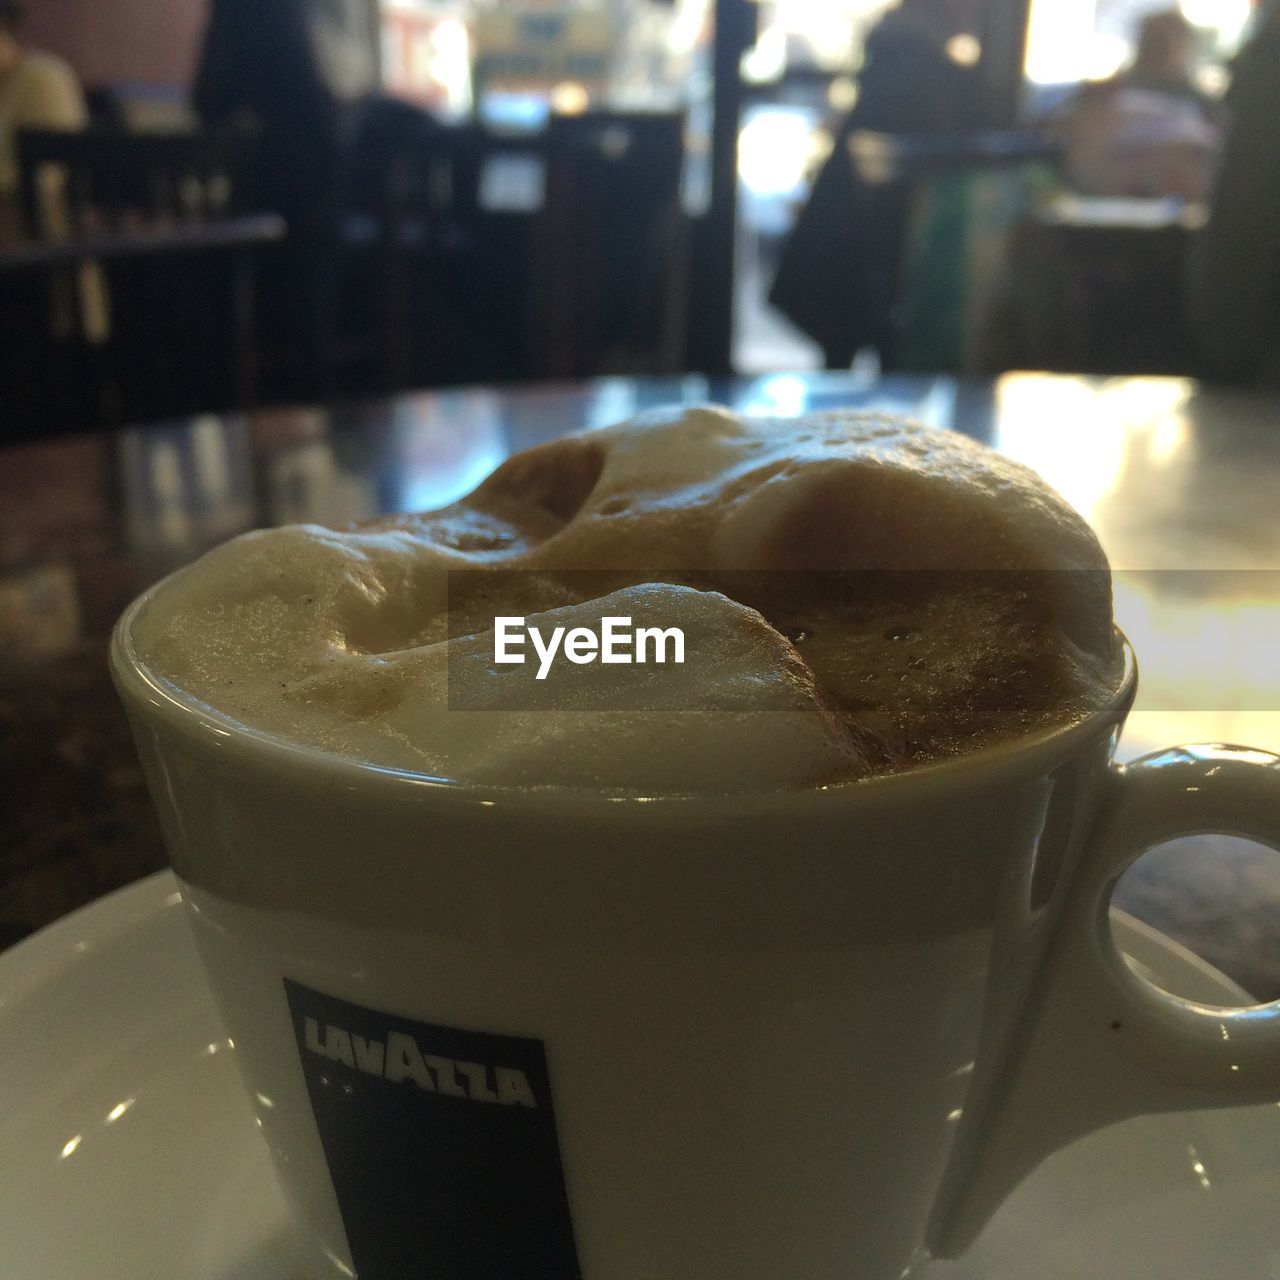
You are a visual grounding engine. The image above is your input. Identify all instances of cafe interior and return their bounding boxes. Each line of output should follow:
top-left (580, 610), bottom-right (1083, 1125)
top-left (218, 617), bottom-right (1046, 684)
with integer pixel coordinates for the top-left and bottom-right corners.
top-left (5, 0), bottom-right (1280, 1275)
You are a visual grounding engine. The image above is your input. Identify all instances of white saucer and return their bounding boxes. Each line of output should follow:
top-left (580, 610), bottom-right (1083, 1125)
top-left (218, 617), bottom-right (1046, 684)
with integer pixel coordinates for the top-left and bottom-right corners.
top-left (1, 873), bottom-right (1276, 1279)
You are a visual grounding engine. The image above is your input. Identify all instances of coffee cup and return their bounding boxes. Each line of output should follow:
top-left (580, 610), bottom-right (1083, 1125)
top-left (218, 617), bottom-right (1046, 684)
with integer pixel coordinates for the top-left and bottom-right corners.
top-left (111, 607), bottom-right (1280, 1280)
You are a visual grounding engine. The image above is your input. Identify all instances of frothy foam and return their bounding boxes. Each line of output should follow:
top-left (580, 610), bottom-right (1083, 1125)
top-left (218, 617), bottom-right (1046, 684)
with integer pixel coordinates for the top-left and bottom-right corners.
top-left (130, 407), bottom-right (1123, 790)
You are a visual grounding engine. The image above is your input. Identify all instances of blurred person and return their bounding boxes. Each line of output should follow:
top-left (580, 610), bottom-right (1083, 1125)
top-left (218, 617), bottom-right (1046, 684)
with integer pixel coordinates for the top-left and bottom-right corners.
top-left (833, 0), bottom-right (986, 134)
top-left (0, 0), bottom-right (86, 212)
top-left (194, 0), bottom-right (353, 392)
top-left (1191, 0), bottom-right (1280, 384)
top-left (1112, 9), bottom-right (1216, 114)
top-left (195, 0), bottom-right (440, 393)
top-left (194, 0), bottom-right (347, 245)
top-left (769, 0), bottom-right (987, 368)
top-left (1049, 10), bottom-right (1222, 201)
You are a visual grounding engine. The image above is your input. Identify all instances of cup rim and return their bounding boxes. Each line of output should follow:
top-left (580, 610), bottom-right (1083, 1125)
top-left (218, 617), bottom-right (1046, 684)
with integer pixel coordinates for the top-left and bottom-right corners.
top-left (110, 578), bottom-right (1137, 817)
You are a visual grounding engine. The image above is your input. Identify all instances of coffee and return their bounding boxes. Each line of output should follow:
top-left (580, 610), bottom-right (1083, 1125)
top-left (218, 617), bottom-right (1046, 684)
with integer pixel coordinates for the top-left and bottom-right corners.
top-left (130, 407), bottom-right (1123, 788)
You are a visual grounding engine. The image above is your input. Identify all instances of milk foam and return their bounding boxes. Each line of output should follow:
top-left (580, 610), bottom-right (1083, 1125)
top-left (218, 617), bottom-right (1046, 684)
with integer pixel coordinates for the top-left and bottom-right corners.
top-left (131, 407), bottom-right (1122, 790)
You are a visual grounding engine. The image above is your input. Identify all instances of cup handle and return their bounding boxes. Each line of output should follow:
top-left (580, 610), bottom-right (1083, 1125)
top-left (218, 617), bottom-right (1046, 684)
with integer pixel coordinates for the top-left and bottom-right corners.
top-left (927, 743), bottom-right (1280, 1260)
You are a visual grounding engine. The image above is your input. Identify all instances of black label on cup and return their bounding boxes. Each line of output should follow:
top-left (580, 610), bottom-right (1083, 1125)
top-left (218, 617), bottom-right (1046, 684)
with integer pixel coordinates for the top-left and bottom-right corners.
top-left (284, 980), bottom-right (582, 1280)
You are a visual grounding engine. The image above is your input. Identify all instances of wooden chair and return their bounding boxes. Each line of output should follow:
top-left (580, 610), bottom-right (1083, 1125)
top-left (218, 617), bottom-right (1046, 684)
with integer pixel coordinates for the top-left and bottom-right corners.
top-left (532, 111), bottom-right (689, 379)
top-left (341, 118), bottom-right (543, 391)
top-left (331, 111), bottom-right (689, 392)
top-left (340, 106), bottom-right (473, 392)
top-left (17, 126), bottom-right (241, 240)
top-left (10, 126), bottom-right (265, 435)
top-left (1001, 198), bottom-right (1203, 376)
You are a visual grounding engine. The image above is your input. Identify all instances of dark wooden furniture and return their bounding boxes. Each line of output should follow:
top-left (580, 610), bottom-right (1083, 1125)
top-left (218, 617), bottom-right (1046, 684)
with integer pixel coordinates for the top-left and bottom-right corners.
top-left (16, 126), bottom-right (243, 236)
top-left (1007, 196), bottom-right (1207, 376)
top-left (0, 215), bottom-right (285, 271)
top-left (2, 372), bottom-right (1279, 1000)
top-left (339, 113), bottom-right (690, 392)
top-left (4, 127), bottom-right (275, 438)
top-left (340, 119), bottom-right (544, 393)
top-left (534, 111), bottom-right (689, 378)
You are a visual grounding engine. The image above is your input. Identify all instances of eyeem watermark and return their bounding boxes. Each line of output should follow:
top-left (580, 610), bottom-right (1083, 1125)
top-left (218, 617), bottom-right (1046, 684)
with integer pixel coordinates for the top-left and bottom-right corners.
top-left (494, 616), bottom-right (686, 680)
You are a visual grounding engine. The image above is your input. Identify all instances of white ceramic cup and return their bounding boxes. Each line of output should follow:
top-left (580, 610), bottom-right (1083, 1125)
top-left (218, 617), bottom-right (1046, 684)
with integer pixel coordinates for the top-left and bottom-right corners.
top-left (112, 599), bottom-right (1280, 1280)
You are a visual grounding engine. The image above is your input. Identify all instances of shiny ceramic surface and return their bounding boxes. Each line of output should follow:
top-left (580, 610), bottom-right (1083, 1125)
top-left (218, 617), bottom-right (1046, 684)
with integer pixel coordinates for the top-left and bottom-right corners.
top-left (0, 872), bottom-right (1275, 1280)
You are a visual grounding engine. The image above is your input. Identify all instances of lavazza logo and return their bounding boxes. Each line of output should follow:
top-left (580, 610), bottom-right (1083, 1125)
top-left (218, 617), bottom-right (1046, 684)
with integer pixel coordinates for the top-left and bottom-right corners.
top-left (493, 615), bottom-right (686, 680)
top-left (304, 1017), bottom-right (540, 1108)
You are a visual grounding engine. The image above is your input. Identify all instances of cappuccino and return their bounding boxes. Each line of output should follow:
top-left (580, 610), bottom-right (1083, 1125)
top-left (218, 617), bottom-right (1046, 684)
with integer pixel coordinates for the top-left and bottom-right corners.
top-left (129, 407), bottom-right (1122, 788)
top-left (111, 406), bottom-right (1280, 1280)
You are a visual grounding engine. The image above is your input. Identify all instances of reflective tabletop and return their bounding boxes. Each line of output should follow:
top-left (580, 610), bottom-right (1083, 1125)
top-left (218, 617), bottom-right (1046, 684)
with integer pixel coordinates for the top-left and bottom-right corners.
top-left (2, 371), bottom-right (1279, 995)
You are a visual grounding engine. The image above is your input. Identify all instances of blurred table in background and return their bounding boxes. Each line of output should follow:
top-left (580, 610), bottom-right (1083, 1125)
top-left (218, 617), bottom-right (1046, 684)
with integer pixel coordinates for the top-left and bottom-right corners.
top-left (836, 131), bottom-right (1207, 378)
top-left (5, 113), bottom-right (694, 437)
top-left (2, 371), bottom-right (1278, 997)
top-left (0, 213), bottom-right (286, 272)
top-left (847, 130), bottom-right (1060, 186)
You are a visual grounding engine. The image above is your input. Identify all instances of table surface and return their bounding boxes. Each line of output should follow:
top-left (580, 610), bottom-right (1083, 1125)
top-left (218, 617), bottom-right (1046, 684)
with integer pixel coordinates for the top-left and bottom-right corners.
top-left (846, 129), bottom-right (1060, 184)
top-left (3, 371), bottom-right (1279, 996)
top-left (1039, 194), bottom-right (1209, 233)
top-left (0, 213), bottom-right (287, 272)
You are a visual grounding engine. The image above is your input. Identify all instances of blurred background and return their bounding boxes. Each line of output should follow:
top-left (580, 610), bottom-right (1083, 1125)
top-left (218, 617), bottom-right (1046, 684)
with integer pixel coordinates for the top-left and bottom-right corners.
top-left (0, 0), bottom-right (1272, 438)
